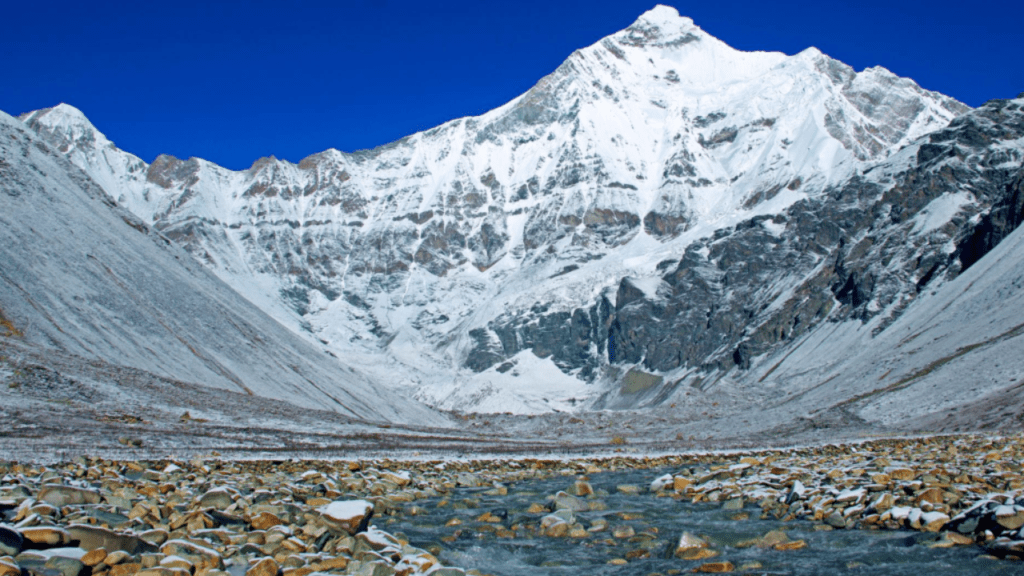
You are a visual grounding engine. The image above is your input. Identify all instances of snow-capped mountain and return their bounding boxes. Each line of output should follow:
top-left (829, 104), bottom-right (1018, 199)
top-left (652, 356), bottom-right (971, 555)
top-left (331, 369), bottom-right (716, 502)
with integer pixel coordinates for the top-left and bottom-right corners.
top-left (19, 5), bottom-right (1024, 420)
top-left (0, 110), bottom-right (446, 426)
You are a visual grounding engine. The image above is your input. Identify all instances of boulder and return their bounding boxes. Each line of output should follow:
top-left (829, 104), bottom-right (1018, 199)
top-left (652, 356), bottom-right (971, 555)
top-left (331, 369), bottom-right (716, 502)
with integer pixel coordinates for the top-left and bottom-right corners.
top-left (551, 491), bottom-right (588, 512)
top-left (159, 540), bottom-right (223, 571)
top-left (0, 525), bottom-right (22, 556)
top-left (996, 506), bottom-right (1024, 530)
top-left (104, 551), bottom-right (132, 566)
top-left (920, 512), bottom-right (951, 533)
top-left (0, 559), bottom-right (19, 576)
top-left (825, 511), bottom-right (848, 529)
top-left (67, 525), bottom-right (157, 554)
top-left (775, 539), bottom-right (808, 551)
top-left (37, 486), bottom-right (101, 507)
top-left (197, 489), bottom-right (233, 510)
top-left (160, 556), bottom-right (193, 571)
top-left (319, 500), bottom-right (374, 535)
top-left (246, 557), bottom-right (279, 576)
top-left (888, 468), bottom-right (916, 481)
top-left (250, 512), bottom-right (284, 531)
top-left (20, 526), bottom-right (71, 547)
top-left (81, 549), bottom-right (107, 567)
top-left (539, 515), bottom-right (568, 538)
top-left (379, 471), bottom-right (411, 487)
top-left (44, 556), bottom-right (86, 576)
top-left (566, 480), bottom-right (594, 497)
top-left (675, 532), bottom-right (711, 559)
top-left (649, 474), bottom-right (674, 492)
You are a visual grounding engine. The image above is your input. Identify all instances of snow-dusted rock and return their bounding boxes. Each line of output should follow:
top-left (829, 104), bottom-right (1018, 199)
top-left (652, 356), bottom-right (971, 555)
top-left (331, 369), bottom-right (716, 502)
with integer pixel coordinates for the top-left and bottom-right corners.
top-left (159, 540), bottom-right (223, 571)
top-left (551, 491), bottom-right (589, 512)
top-left (318, 500), bottom-right (374, 535)
top-left (650, 474), bottom-right (674, 492)
top-left (0, 525), bottom-right (22, 556)
top-left (197, 488), bottom-right (234, 510)
top-left (37, 486), bottom-right (101, 507)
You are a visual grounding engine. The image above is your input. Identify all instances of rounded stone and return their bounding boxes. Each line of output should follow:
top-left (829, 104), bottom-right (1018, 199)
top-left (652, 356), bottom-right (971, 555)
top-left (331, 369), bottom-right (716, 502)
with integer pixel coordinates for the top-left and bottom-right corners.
top-left (0, 525), bottom-right (23, 556)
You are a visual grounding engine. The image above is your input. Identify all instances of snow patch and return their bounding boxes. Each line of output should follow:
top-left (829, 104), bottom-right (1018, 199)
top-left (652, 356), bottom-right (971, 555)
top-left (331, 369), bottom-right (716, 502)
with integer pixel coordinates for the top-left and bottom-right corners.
top-left (910, 192), bottom-right (973, 235)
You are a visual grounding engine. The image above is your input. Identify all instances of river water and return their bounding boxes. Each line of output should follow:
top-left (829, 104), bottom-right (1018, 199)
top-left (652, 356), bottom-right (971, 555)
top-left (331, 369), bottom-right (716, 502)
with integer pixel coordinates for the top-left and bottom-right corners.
top-left (387, 467), bottom-right (1017, 575)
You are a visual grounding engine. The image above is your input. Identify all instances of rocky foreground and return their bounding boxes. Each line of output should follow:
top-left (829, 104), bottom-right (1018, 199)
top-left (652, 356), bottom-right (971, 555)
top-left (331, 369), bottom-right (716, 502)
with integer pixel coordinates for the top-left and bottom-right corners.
top-left (2, 433), bottom-right (1024, 576)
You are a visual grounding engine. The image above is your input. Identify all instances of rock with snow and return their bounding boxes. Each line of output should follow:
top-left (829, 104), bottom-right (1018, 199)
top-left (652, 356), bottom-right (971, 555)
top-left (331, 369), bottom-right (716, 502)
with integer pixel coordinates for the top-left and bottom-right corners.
top-left (159, 540), bottom-right (223, 571)
top-left (650, 474), bottom-right (674, 492)
top-left (0, 525), bottom-right (22, 556)
top-left (37, 486), bottom-right (101, 507)
top-left (318, 500), bottom-right (374, 535)
top-left (551, 491), bottom-right (589, 512)
top-left (66, 525), bottom-right (156, 554)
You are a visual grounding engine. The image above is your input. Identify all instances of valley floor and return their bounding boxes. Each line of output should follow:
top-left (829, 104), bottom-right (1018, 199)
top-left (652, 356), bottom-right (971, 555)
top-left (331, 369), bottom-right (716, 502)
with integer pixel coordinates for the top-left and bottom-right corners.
top-left (2, 425), bottom-right (1024, 576)
top-left (0, 343), bottom-right (897, 464)
top-left (5, 339), bottom-right (1024, 573)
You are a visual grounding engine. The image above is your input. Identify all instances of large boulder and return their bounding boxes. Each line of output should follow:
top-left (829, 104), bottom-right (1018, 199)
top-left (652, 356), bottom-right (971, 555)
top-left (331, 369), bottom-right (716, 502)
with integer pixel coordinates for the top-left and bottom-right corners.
top-left (67, 525), bottom-right (157, 555)
top-left (551, 491), bottom-right (588, 512)
top-left (37, 486), bottom-right (101, 507)
top-left (20, 526), bottom-right (71, 548)
top-left (318, 500), bottom-right (374, 535)
top-left (196, 488), bottom-right (234, 510)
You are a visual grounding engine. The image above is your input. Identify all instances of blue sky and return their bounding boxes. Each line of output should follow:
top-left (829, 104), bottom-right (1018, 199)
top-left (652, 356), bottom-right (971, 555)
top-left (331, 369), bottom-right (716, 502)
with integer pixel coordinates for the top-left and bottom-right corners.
top-left (3, 1), bottom-right (1020, 170)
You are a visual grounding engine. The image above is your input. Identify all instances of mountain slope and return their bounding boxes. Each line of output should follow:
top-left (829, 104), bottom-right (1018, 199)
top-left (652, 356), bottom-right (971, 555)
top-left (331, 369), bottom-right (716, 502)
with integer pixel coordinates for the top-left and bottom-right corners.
top-left (592, 94), bottom-right (1024, 424)
top-left (0, 110), bottom-right (446, 426)
top-left (23, 6), bottom-right (1011, 416)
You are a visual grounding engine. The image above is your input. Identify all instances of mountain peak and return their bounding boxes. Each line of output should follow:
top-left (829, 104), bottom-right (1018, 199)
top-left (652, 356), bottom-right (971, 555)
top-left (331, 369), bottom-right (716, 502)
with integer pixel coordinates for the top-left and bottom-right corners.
top-left (21, 103), bottom-right (94, 130)
top-left (623, 5), bottom-right (700, 47)
top-left (637, 5), bottom-right (686, 26)
top-left (19, 103), bottom-right (109, 151)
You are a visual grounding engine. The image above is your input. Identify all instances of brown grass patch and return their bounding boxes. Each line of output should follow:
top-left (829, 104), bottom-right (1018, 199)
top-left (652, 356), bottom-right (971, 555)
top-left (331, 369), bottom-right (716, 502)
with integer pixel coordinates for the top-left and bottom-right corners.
top-left (0, 307), bottom-right (22, 338)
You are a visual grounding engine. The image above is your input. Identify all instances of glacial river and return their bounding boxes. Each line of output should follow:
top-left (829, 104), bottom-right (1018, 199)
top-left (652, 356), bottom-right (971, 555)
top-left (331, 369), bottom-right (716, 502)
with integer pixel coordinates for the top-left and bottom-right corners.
top-left (387, 467), bottom-right (1017, 575)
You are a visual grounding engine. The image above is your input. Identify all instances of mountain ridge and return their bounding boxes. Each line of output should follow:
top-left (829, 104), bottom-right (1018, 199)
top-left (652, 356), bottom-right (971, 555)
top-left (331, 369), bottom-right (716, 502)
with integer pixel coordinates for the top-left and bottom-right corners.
top-left (17, 8), bottom-right (1022, 424)
top-left (0, 109), bottom-right (447, 426)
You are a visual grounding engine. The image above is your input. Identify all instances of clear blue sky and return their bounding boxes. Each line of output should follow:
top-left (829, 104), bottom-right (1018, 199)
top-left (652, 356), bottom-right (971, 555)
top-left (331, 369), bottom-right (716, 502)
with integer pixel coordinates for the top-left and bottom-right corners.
top-left (3, 1), bottom-right (1020, 170)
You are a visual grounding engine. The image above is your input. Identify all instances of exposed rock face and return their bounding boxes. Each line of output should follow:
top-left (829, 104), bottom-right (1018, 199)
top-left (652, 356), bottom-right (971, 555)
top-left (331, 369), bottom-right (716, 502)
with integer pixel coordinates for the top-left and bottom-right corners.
top-left (19, 7), bottom-right (1024, 415)
top-left (606, 96), bottom-right (1024, 376)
